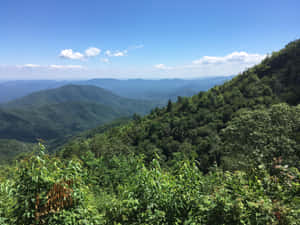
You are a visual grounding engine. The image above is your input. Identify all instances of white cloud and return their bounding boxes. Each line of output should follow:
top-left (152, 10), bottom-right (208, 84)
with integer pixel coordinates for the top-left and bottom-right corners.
top-left (101, 58), bottom-right (110, 63)
top-left (193, 52), bottom-right (266, 65)
top-left (15, 64), bottom-right (83, 70)
top-left (59, 44), bottom-right (140, 61)
top-left (104, 44), bottom-right (143, 58)
top-left (114, 50), bottom-right (127, 57)
top-left (60, 49), bottom-right (84, 60)
top-left (1, 49), bottom-right (267, 79)
top-left (50, 65), bottom-right (84, 69)
top-left (154, 64), bottom-right (172, 70)
top-left (20, 64), bottom-right (41, 68)
top-left (105, 49), bottom-right (128, 57)
top-left (105, 50), bottom-right (111, 56)
top-left (151, 51), bottom-right (266, 78)
top-left (154, 64), bottom-right (166, 69)
top-left (85, 47), bottom-right (101, 57)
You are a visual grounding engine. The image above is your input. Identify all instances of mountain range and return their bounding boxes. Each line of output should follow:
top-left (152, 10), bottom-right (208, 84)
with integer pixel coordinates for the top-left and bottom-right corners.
top-left (1, 40), bottom-right (300, 224)
top-left (0, 85), bottom-right (157, 149)
top-left (0, 76), bottom-right (234, 103)
top-left (60, 39), bottom-right (300, 171)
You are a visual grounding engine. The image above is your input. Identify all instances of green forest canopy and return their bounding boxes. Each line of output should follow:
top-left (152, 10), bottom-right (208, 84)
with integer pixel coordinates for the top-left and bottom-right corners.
top-left (1, 40), bottom-right (300, 224)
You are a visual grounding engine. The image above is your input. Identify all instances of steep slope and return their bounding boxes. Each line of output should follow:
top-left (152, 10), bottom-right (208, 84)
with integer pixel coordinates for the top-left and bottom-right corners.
top-left (0, 102), bottom-right (124, 141)
top-left (60, 39), bottom-right (300, 171)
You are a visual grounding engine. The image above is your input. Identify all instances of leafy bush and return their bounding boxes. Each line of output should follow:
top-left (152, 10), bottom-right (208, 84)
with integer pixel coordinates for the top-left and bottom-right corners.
top-left (104, 158), bottom-right (300, 225)
top-left (2, 144), bottom-right (101, 224)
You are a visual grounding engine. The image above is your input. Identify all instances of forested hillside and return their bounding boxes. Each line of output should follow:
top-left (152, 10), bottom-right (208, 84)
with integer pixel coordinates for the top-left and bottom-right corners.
top-left (61, 40), bottom-right (300, 171)
top-left (0, 85), bottom-right (157, 151)
top-left (0, 139), bottom-right (36, 164)
top-left (2, 84), bottom-right (158, 112)
top-left (0, 40), bottom-right (299, 224)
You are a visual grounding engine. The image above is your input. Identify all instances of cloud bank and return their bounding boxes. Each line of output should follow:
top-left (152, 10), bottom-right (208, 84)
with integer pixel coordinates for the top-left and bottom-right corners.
top-left (105, 50), bottom-right (128, 57)
top-left (60, 49), bottom-right (84, 60)
top-left (19, 64), bottom-right (41, 68)
top-left (59, 44), bottom-right (141, 61)
top-left (153, 51), bottom-right (267, 77)
top-left (1, 50), bottom-right (267, 80)
top-left (192, 52), bottom-right (266, 65)
top-left (49, 65), bottom-right (84, 69)
top-left (85, 47), bottom-right (101, 57)
top-left (60, 47), bottom-right (101, 60)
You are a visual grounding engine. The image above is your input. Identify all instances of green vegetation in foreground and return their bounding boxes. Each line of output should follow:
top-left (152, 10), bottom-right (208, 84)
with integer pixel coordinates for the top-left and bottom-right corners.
top-left (0, 144), bottom-right (299, 224)
top-left (0, 40), bottom-right (300, 224)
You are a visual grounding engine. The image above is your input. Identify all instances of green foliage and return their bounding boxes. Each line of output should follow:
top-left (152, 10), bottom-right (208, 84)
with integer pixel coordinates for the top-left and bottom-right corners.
top-left (221, 103), bottom-right (300, 170)
top-left (0, 85), bottom-right (158, 157)
top-left (104, 158), bottom-right (300, 225)
top-left (2, 144), bottom-right (101, 224)
top-left (1, 40), bottom-right (300, 224)
top-left (0, 176), bottom-right (14, 224)
top-left (0, 139), bottom-right (36, 164)
top-left (0, 84), bottom-right (158, 141)
top-left (59, 39), bottom-right (300, 172)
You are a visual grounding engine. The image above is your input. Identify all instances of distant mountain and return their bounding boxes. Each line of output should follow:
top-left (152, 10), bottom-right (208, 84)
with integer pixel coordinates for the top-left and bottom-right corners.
top-left (60, 39), bottom-right (300, 172)
top-left (0, 80), bottom-right (68, 103)
top-left (0, 85), bottom-right (157, 146)
top-left (0, 77), bottom-right (234, 103)
top-left (79, 76), bottom-right (234, 101)
top-left (2, 84), bottom-right (158, 114)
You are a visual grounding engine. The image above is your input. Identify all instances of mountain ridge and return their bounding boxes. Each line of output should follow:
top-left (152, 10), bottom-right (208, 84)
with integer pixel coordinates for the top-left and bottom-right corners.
top-left (0, 84), bottom-right (158, 147)
top-left (60, 39), bottom-right (300, 171)
top-left (0, 76), bottom-right (234, 103)
top-left (1, 84), bottom-right (157, 114)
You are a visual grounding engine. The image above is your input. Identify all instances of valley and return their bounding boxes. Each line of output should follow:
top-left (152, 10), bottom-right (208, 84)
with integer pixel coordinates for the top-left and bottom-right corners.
top-left (1, 39), bottom-right (299, 224)
top-left (0, 1), bottom-right (299, 223)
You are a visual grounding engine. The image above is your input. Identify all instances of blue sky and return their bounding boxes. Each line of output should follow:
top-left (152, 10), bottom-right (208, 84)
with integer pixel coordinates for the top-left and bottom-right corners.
top-left (0, 0), bottom-right (299, 80)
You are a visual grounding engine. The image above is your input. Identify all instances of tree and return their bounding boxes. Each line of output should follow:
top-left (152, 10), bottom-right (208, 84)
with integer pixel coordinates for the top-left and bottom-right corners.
top-left (166, 99), bottom-right (172, 112)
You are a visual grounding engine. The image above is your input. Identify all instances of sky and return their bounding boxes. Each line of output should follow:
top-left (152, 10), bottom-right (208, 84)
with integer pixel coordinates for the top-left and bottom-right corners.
top-left (0, 0), bottom-right (299, 80)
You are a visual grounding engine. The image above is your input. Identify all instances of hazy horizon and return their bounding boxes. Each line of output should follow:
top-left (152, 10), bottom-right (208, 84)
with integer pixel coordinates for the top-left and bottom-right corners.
top-left (0, 75), bottom-right (235, 82)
